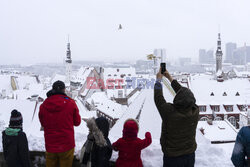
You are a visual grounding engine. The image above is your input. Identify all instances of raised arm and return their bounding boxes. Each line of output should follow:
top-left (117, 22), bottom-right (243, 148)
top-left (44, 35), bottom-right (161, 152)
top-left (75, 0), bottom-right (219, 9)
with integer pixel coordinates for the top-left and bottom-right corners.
top-left (171, 80), bottom-right (182, 93)
top-left (139, 132), bottom-right (152, 150)
top-left (154, 69), bottom-right (173, 121)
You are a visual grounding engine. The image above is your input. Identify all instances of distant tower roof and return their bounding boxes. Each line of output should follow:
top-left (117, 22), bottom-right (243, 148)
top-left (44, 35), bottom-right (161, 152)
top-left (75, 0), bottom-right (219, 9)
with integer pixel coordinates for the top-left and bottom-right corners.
top-left (66, 36), bottom-right (72, 64)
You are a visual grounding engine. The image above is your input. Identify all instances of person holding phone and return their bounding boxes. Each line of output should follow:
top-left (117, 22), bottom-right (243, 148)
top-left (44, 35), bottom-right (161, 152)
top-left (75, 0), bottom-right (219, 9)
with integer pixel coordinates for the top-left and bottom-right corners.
top-left (154, 67), bottom-right (199, 167)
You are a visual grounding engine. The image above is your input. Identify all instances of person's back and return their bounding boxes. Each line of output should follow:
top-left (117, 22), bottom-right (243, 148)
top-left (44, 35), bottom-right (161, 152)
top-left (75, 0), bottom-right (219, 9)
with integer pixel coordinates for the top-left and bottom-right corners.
top-left (81, 117), bottom-right (112, 167)
top-left (39, 80), bottom-right (81, 167)
top-left (231, 126), bottom-right (250, 167)
top-left (154, 69), bottom-right (199, 167)
top-left (2, 110), bottom-right (31, 167)
top-left (39, 93), bottom-right (80, 152)
top-left (160, 87), bottom-right (199, 157)
top-left (112, 119), bottom-right (152, 167)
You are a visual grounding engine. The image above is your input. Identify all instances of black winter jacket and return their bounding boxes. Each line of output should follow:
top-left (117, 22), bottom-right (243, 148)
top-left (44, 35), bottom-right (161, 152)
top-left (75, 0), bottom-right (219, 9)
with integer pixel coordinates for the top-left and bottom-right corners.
top-left (2, 128), bottom-right (31, 167)
top-left (91, 138), bottom-right (112, 167)
top-left (154, 80), bottom-right (199, 157)
top-left (82, 117), bottom-right (112, 167)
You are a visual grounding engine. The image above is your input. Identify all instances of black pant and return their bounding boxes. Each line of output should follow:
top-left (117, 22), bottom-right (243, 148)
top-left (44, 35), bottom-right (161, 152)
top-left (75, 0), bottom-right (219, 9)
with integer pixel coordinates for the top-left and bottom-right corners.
top-left (163, 152), bottom-right (195, 167)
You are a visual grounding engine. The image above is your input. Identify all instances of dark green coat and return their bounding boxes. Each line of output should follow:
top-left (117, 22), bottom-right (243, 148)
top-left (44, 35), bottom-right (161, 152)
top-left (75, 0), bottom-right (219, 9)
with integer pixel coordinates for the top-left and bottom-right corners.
top-left (154, 80), bottom-right (199, 157)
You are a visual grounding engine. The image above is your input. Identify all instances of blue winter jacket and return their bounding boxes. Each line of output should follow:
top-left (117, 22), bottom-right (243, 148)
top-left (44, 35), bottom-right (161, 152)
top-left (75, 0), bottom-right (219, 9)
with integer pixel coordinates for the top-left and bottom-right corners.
top-left (231, 126), bottom-right (250, 167)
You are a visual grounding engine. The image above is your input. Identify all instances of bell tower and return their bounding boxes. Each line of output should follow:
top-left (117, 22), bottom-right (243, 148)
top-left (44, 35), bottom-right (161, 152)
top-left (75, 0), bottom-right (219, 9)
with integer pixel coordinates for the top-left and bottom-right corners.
top-left (65, 36), bottom-right (72, 83)
top-left (216, 33), bottom-right (223, 73)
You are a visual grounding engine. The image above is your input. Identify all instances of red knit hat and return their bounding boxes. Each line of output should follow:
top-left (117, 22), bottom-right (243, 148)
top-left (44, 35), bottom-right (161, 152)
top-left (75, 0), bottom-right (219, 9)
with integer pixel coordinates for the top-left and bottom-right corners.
top-left (123, 119), bottom-right (139, 139)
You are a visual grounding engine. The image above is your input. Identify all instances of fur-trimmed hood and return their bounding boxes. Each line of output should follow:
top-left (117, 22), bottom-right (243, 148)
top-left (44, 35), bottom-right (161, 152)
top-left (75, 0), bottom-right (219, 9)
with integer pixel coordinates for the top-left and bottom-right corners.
top-left (87, 117), bottom-right (108, 147)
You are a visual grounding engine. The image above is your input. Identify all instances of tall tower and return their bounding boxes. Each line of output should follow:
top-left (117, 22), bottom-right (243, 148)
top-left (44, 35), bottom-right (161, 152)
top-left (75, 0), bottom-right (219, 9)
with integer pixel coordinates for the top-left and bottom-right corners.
top-left (216, 33), bottom-right (223, 73)
top-left (65, 36), bottom-right (72, 84)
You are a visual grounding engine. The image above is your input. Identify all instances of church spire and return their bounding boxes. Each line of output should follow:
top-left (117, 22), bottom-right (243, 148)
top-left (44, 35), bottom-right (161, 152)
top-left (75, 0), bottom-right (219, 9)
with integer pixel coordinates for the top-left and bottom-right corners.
top-left (216, 33), bottom-right (223, 73)
top-left (66, 35), bottom-right (72, 64)
top-left (65, 35), bottom-right (72, 84)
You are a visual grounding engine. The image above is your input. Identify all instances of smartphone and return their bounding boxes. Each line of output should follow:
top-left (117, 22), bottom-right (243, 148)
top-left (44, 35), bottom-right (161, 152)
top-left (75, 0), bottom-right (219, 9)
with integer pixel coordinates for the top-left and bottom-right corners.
top-left (161, 63), bottom-right (166, 74)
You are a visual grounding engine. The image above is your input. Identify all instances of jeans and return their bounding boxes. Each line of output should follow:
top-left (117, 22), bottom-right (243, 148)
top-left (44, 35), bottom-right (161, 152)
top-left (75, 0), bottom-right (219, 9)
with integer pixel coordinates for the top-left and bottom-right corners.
top-left (163, 152), bottom-right (195, 167)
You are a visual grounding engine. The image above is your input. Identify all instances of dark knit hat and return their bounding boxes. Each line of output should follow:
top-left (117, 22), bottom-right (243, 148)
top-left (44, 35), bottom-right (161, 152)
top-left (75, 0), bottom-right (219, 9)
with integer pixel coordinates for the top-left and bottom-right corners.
top-left (9, 109), bottom-right (23, 128)
top-left (52, 80), bottom-right (65, 91)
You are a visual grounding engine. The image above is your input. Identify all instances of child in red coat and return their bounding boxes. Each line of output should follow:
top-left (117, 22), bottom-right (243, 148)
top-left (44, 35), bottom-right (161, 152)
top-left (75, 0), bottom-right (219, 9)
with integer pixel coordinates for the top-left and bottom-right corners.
top-left (112, 119), bottom-right (152, 167)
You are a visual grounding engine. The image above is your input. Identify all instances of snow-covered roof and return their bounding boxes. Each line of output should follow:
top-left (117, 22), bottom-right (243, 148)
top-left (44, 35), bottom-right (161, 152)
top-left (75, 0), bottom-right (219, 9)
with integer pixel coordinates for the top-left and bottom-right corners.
top-left (87, 92), bottom-right (126, 119)
top-left (71, 66), bottom-right (94, 84)
top-left (191, 74), bottom-right (250, 113)
top-left (103, 67), bottom-right (138, 98)
top-left (197, 121), bottom-right (237, 142)
top-left (103, 67), bottom-right (136, 80)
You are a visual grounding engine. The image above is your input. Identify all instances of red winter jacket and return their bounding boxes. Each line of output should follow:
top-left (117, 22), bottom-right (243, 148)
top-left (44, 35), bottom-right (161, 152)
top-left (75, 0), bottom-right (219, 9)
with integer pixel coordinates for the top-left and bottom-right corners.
top-left (112, 120), bottom-right (152, 167)
top-left (39, 93), bottom-right (81, 153)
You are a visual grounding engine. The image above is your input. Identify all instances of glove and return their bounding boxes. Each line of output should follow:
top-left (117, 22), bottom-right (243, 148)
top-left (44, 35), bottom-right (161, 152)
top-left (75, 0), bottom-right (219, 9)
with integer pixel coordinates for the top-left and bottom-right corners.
top-left (145, 132), bottom-right (151, 139)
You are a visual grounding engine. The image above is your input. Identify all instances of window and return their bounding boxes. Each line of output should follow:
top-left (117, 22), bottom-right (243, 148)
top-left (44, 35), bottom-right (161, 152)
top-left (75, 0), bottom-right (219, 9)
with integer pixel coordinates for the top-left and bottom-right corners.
top-left (228, 116), bottom-right (236, 128)
top-left (199, 106), bottom-right (206, 112)
top-left (224, 105), bottom-right (233, 112)
top-left (211, 105), bottom-right (220, 112)
top-left (214, 117), bottom-right (222, 121)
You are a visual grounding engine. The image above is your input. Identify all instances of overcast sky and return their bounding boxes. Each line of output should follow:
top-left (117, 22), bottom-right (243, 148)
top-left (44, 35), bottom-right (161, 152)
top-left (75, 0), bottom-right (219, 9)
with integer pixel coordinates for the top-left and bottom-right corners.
top-left (0, 0), bottom-right (250, 65)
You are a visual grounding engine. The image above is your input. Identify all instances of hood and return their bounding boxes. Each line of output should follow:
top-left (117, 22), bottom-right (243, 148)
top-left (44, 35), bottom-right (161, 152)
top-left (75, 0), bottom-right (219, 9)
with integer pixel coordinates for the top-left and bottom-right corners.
top-left (43, 91), bottom-right (69, 113)
top-left (95, 117), bottom-right (110, 138)
top-left (173, 87), bottom-right (196, 110)
top-left (46, 89), bottom-right (66, 98)
top-left (87, 117), bottom-right (107, 147)
top-left (5, 128), bottom-right (21, 136)
top-left (123, 119), bottom-right (139, 139)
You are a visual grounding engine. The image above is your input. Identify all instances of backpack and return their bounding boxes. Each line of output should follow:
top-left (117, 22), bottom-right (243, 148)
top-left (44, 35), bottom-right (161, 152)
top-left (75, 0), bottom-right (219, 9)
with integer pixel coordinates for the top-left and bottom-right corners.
top-left (80, 138), bottom-right (94, 167)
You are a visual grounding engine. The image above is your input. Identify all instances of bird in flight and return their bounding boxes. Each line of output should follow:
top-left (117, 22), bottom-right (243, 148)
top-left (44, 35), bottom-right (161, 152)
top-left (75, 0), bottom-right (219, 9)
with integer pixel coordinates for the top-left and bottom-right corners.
top-left (118, 24), bottom-right (122, 30)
